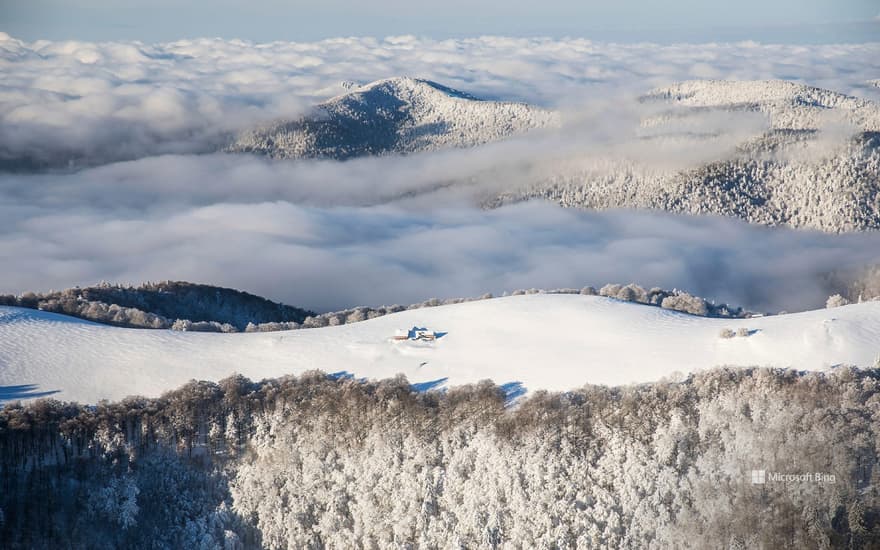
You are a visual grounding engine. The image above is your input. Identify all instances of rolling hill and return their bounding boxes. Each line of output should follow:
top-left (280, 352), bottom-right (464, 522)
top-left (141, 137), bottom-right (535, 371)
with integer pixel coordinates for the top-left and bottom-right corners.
top-left (2, 293), bottom-right (878, 404)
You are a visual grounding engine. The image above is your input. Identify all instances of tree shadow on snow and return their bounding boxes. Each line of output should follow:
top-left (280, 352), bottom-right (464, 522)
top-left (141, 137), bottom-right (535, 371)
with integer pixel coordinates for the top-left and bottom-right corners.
top-left (500, 382), bottom-right (527, 404)
top-left (0, 384), bottom-right (60, 402)
top-left (411, 378), bottom-right (448, 392)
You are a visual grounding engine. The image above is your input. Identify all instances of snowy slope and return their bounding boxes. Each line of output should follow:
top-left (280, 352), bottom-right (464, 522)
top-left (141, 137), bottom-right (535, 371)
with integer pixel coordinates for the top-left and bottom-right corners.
top-left (2, 294), bottom-right (879, 404)
top-left (227, 77), bottom-right (557, 159)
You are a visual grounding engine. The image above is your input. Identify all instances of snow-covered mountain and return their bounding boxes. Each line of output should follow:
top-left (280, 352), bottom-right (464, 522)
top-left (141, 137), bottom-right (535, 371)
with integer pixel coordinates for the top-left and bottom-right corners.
top-left (227, 77), bottom-right (558, 159)
top-left (495, 80), bottom-right (880, 232)
top-left (2, 293), bottom-right (878, 404)
top-left (230, 78), bottom-right (880, 232)
top-left (642, 79), bottom-right (880, 130)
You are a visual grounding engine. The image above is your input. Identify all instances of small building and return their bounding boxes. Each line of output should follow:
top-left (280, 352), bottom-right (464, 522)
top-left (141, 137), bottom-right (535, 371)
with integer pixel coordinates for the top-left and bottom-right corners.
top-left (393, 326), bottom-right (444, 341)
top-left (412, 329), bottom-right (436, 341)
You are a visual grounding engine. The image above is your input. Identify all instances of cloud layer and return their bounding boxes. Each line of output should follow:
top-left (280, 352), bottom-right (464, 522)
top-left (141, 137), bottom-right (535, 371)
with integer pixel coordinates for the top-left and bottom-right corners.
top-left (2, 32), bottom-right (879, 168)
top-left (4, 153), bottom-right (880, 313)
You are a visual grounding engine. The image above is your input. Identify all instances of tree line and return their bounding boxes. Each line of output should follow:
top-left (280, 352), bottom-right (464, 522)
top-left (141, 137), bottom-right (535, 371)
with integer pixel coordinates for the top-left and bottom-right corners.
top-left (0, 281), bottom-right (751, 334)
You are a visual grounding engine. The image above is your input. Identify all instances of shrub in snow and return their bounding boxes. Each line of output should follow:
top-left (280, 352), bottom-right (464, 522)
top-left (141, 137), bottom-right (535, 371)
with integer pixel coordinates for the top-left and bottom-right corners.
top-left (301, 316), bottom-right (329, 328)
top-left (616, 285), bottom-right (639, 302)
top-left (719, 328), bottom-right (736, 339)
top-left (192, 321), bottom-right (237, 333)
top-left (737, 327), bottom-right (751, 337)
top-left (170, 319), bottom-right (235, 333)
top-left (171, 319), bottom-right (192, 331)
top-left (245, 321), bottom-right (298, 332)
top-left (617, 284), bottom-right (648, 303)
top-left (599, 283), bottom-right (623, 298)
top-left (327, 314), bottom-right (344, 326)
top-left (826, 294), bottom-right (850, 308)
top-left (661, 292), bottom-right (710, 316)
top-left (344, 308), bottom-right (367, 323)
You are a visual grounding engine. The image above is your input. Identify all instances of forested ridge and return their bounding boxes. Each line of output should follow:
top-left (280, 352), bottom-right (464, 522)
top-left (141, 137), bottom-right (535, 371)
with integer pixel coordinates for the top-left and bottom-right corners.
top-left (2, 367), bottom-right (879, 548)
top-left (0, 281), bottom-right (316, 332)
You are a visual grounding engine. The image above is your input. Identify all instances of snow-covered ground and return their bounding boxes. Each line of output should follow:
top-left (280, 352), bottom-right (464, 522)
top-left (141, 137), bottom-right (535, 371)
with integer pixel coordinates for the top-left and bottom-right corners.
top-left (1, 294), bottom-right (879, 404)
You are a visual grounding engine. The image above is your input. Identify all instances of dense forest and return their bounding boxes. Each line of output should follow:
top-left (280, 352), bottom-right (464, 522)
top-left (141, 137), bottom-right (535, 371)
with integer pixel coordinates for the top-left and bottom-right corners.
top-left (2, 367), bottom-right (879, 548)
top-left (0, 281), bottom-right (316, 332)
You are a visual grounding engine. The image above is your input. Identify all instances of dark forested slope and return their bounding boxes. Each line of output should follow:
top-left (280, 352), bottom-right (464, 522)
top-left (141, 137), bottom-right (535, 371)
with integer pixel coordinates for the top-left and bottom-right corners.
top-left (0, 281), bottom-right (315, 331)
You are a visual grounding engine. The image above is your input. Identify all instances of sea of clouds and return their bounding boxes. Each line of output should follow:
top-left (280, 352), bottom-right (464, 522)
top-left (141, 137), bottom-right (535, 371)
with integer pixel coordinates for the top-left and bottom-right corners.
top-left (3, 32), bottom-right (879, 167)
top-left (5, 149), bottom-right (880, 313)
top-left (2, 33), bottom-right (880, 312)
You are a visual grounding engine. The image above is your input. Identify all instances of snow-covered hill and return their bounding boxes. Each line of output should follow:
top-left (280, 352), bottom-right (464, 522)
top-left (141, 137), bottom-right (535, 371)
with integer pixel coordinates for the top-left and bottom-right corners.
top-left (499, 80), bottom-right (880, 232)
top-left (2, 294), bottom-right (878, 404)
top-left (642, 79), bottom-right (880, 131)
top-left (227, 77), bottom-right (557, 159)
top-left (226, 77), bottom-right (880, 231)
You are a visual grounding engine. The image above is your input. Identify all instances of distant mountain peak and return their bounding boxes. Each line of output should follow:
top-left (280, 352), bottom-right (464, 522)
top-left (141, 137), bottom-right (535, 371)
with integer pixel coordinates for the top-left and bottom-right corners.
top-left (340, 76), bottom-right (482, 101)
top-left (227, 77), bottom-right (556, 160)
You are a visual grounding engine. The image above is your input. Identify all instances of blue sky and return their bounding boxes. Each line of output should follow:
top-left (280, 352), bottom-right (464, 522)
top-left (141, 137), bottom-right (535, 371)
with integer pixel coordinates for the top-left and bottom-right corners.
top-left (3, 0), bottom-right (879, 43)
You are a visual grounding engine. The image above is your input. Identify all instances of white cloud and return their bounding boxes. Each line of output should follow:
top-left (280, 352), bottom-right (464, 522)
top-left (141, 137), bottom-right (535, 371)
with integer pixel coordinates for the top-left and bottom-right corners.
top-left (2, 153), bottom-right (880, 313)
top-left (1, 33), bottom-right (878, 168)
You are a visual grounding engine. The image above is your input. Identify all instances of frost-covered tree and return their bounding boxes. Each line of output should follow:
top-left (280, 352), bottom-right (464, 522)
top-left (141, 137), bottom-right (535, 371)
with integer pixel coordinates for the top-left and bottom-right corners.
top-left (88, 474), bottom-right (140, 530)
top-left (826, 294), bottom-right (851, 308)
top-left (3, 365), bottom-right (879, 548)
top-left (661, 292), bottom-right (710, 316)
